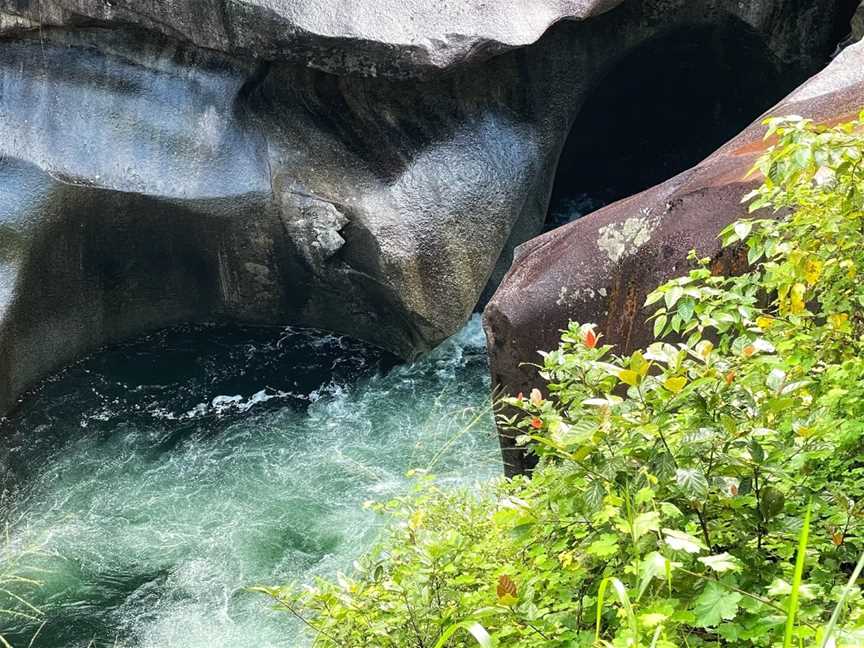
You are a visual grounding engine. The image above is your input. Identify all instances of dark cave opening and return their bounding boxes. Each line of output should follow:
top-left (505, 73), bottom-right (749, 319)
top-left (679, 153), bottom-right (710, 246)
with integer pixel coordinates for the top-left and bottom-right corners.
top-left (546, 17), bottom-right (813, 229)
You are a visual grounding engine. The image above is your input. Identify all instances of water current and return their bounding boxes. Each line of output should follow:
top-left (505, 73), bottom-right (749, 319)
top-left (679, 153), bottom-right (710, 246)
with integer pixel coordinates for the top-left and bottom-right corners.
top-left (0, 317), bottom-right (500, 647)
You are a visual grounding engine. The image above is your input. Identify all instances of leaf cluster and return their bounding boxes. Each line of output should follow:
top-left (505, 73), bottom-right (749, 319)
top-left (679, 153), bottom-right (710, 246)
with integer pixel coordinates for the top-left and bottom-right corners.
top-left (262, 114), bottom-right (864, 647)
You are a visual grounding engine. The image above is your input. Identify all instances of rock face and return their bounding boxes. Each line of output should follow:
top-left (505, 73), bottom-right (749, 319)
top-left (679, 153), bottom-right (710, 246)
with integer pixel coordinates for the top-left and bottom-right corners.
top-left (0, 0), bottom-right (623, 77)
top-left (0, 0), bottom-right (853, 412)
top-left (485, 37), bottom-right (864, 476)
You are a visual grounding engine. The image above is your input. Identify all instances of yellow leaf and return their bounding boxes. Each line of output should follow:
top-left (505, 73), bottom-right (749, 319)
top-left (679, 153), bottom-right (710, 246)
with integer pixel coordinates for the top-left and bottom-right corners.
top-left (803, 257), bottom-right (824, 285)
top-left (790, 283), bottom-right (807, 314)
top-left (829, 313), bottom-right (849, 330)
top-left (756, 315), bottom-right (774, 330)
top-left (795, 426), bottom-right (814, 438)
top-left (640, 612), bottom-right (669, 628)
top-left (618, 369), bottom-right (640, 386)
top-left (664, 376), bottom-right (687, 394)
top-left (409, 510), bottom-right (425, 530)
top-left (696, 340), bottom-right (714, 361)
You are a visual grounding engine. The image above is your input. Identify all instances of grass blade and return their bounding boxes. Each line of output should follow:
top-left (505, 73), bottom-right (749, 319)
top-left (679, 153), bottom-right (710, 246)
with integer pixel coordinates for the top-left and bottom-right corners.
top-left (433, 620), bottom-right (495, 648)
top-left (595, 577), bottom-right (638, 644)
top-left (820, 548), bottom-right (864, 648)
top-left (784, 499), bottom-right (811, 648)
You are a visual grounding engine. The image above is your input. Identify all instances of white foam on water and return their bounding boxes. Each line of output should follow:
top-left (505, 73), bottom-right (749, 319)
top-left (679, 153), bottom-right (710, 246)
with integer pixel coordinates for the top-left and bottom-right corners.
top-left (1, 316), bottom-right (501, 648)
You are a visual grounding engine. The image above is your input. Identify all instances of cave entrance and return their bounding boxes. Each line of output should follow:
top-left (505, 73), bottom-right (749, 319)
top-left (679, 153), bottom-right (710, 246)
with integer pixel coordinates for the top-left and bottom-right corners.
top-left (546, 17), bottom-right (807, 229)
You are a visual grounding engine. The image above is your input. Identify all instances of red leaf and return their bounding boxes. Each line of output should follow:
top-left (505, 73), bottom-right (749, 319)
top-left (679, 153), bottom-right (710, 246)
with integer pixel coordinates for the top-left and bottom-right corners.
top-left (584, 328), bottom-right (598, 349)
top-left (497, 575), bottom-right (517, 599)
top-left (530, 417), bottom-right (543, 429)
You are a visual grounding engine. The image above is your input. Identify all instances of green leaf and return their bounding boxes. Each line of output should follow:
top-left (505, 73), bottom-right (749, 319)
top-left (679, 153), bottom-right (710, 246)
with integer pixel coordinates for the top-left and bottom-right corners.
top-left (759, 487), bottom-right (785, 520)
top-left (618, 369), bottom-right (640, 387)
top-left (665, 286), bottom-right (684, 309)
top-left (693, 581), bottom-right (742, 628)
top-left (734, 221), bottom-right (753, 241)
top-left (653, 314), bottom-right (668, 338)
top-left (587, 534), bottom-right (620, 558)
top-left (662, 528), bottom-right (705, 554)
top-left (676, 468), bottom-right (709, 499)
top-left (638, 552), bottom-right (679, 600)
top-left (433, 621), bottom-right (496, 648)
top-left (784, 500), bottom-right (811, 648)
top-left (677, 297), bottom-right (696, 323)
top-left (595, 577), bottom-right (638, 644)
top-left (698, 553), bottom-right (741, 573)
top-left (632, 511), bottom-right (661, 540)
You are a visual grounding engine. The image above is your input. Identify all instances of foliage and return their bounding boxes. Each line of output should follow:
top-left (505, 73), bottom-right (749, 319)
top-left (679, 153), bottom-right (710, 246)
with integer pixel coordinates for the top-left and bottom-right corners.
top-left (261, 114), bottom-right (864, 646)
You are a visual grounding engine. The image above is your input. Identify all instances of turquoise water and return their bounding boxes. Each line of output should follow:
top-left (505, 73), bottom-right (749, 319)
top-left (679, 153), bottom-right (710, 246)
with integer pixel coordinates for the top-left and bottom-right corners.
top-left (0, 317), bottom-right (501, 647)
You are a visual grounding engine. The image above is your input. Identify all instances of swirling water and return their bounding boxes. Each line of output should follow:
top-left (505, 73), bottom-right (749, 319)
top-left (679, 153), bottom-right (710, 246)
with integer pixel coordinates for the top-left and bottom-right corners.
top-left (0, 317), bottom-right (501, 647)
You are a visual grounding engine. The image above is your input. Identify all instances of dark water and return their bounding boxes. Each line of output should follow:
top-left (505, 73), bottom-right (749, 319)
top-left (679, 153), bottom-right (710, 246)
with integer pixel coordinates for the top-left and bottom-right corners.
top-left (0, 317), bottom-right (500, 647)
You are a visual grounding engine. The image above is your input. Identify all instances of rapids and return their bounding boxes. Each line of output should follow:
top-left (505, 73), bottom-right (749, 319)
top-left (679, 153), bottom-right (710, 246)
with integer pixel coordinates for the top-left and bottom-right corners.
top-left (0, 317), bottom-right (500, 647)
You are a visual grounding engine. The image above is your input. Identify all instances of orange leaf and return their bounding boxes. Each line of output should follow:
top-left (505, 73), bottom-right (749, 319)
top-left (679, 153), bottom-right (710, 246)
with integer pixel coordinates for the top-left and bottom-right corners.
top-left (497, 575), bottom-right (517, 599)
top-left (584, 329), bottom-right (598, 349)
top-left (725, 371), bottom-right (736, 385)
top-left (530, 417), bottom-right (543, 429)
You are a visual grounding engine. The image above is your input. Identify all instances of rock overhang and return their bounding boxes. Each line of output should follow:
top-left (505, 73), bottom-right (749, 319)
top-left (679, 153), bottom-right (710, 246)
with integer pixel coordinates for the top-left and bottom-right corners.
top-left (0, 0), bottom-right (625, 77)
top-left (0, 0), bottom-right (855, 417)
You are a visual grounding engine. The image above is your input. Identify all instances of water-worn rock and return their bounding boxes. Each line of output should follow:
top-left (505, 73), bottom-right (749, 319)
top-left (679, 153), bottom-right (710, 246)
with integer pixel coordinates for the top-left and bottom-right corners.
top-left (485, 38), bottom-right (864, 476)
top-left (0, 0), bottom-right (852, 412)
top-left (0, 0), bottom-right (624, 77)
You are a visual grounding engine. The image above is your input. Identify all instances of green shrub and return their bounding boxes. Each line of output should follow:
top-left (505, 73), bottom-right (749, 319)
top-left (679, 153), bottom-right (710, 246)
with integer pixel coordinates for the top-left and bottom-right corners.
top-left (260, 114), bottom-right (864, 646)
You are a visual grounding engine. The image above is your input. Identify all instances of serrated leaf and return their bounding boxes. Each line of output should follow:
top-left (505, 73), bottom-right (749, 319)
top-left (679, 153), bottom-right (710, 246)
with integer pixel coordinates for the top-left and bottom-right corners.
top-left (663, 528), bottom-right (705, 554)
top-left (583, 481), bottom-right (605, 512)
top-left (632, 511), bottom-right (661, 540)
top-left (676, 468), bottom-right (709, 499)
top-left (587, 534), bottom-right (619, 558)
top-left (698, 553), bottom-right (741, 573)
top-left (693, 581), bottom-right (742, 628)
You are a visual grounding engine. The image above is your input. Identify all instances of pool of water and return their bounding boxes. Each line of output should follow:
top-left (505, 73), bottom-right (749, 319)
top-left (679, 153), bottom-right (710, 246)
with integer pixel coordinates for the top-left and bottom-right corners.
top-left (0, 317), bottom-right (501, 647)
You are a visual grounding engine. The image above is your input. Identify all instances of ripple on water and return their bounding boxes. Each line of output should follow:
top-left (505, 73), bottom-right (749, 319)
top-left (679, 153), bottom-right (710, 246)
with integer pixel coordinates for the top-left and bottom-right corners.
top-left (0, 316), bottom-right (501, 648)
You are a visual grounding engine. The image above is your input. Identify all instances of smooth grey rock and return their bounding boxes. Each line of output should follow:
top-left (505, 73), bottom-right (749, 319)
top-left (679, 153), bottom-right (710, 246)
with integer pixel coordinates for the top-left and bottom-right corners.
top-left (0, 0), bottom-right (852, 412)
top-left (852, 1), bottom-right (864, 41)
top-left (0, 0), bottom-right (623, 77)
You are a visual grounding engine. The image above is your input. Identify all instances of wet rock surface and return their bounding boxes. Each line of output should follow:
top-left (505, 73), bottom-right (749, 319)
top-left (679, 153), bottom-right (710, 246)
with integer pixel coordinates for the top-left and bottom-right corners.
top-left (485, 37), bottom-right (864, 476)
top-left (0, 0), bottom-right (852, 413)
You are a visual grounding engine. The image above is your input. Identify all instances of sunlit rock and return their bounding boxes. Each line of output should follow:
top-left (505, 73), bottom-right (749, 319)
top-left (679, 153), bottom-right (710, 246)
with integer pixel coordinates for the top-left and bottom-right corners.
top-left (486, 37), bottom-right (864, 475)
top-left (0, 0), bottom-right (852, 412)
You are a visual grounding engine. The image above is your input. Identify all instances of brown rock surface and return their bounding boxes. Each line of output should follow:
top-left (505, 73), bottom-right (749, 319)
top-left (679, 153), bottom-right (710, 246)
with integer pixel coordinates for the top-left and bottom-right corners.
top-left (485, 39), bottom-right (864, 476)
